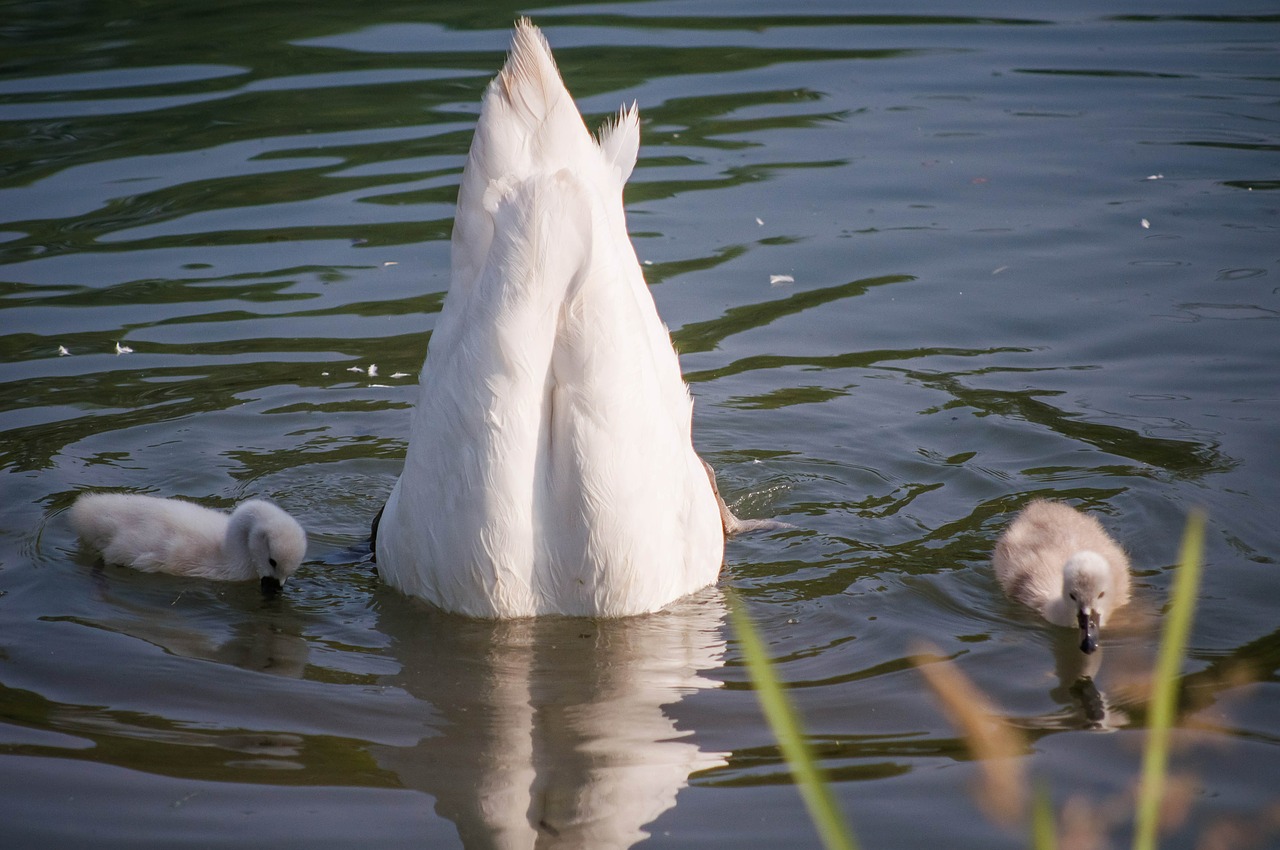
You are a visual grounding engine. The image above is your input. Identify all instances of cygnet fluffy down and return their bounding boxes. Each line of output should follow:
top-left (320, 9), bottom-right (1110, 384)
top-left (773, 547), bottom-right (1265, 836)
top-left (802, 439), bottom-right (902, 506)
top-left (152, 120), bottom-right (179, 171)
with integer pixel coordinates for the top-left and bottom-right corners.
top-left (70, 493), bottom-right (307, 591)
top-left (993, 499), bottom-right (1131, 654)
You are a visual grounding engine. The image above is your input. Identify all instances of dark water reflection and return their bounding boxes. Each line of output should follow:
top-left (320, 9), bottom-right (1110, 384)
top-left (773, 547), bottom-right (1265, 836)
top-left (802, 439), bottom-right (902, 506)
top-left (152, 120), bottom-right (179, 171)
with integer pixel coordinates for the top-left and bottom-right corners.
top-left (2, 0), bottom-right (1279, 847)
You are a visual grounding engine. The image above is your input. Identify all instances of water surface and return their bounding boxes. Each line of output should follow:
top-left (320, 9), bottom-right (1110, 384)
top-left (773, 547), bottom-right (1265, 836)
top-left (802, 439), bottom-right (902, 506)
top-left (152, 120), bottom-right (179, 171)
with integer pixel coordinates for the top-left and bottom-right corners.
top-left (2, 1), bottom-right (1278, 847)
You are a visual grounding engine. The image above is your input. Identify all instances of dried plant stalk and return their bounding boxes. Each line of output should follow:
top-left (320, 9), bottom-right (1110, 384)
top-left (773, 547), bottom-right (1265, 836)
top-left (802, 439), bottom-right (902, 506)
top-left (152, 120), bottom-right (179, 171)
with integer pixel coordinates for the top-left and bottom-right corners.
top-left (915, 648), bottom-right (1027, 826)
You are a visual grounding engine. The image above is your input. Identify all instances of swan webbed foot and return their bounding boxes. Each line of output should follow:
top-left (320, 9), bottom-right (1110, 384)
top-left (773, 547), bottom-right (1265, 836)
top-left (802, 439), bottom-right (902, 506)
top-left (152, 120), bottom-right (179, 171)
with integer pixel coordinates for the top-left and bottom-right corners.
top-left (699, 456), bottom-right (789, 537)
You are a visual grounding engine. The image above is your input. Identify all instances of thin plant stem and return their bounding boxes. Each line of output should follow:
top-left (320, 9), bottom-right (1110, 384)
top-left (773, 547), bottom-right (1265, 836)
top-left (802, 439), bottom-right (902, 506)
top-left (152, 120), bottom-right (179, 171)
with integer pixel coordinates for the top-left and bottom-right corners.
top-left (1133, 510), bottom-right (1206, 850)
top-left (1031, 782), bottom-right (1058, 850)
top-left (728, 590), bottom-right (859, 850)
top-left (914, 648), bottom-right (1026, 825)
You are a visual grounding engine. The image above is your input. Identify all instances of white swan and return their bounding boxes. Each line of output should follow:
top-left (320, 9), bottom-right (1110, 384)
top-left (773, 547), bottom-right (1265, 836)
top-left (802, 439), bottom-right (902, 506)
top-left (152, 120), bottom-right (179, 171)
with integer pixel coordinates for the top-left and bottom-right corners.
top-left (70, 493), bottom-right (307, 590)
top-left (374, 20), bottom-right (725, 618)
top-left (993, 499), bottom-right (1131, 654)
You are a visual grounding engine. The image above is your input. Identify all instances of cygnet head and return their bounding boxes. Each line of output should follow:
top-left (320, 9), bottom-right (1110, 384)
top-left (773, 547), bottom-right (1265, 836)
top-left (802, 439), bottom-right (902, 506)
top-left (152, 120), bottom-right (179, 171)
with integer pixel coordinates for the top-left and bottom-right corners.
top-left (232, 500), bottom-right (308, 592)
top-left (1062, 550), bottom-right (1116, 654)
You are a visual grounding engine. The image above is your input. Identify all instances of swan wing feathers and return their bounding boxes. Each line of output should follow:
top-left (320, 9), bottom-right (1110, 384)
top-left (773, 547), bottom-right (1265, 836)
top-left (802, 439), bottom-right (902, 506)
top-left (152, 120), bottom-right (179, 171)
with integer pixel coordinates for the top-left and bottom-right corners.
top-left (382, 175), bottom-right (594, 614)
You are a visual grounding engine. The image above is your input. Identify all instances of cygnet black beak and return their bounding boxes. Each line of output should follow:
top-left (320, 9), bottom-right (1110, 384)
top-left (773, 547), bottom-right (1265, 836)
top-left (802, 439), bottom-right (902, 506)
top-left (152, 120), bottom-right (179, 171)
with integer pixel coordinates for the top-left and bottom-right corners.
top-left (260, 575), bottom-right (283, 595)
top-left (1077, 609), bottom-right (1100, 654)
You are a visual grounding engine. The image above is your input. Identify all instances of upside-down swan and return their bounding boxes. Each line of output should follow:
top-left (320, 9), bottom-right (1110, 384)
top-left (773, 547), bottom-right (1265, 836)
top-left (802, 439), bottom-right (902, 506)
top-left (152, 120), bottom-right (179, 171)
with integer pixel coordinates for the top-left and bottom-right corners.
top-left (374, 20), bottom-right (730, 618)
top-left (993, 499), bottom-right (1131, 654)
top-left (70, 492), bottom-right (307, 591)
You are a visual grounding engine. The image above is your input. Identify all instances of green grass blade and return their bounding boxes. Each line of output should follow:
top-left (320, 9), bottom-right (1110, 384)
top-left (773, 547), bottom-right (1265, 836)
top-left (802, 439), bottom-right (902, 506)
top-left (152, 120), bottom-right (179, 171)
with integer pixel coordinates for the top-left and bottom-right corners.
top-left (728, 591), bottom-right (859, 850)
top-left (1132, 510), bottom-right (1206, 850)
top-left (1030, 782), bottom-right (1058, 850)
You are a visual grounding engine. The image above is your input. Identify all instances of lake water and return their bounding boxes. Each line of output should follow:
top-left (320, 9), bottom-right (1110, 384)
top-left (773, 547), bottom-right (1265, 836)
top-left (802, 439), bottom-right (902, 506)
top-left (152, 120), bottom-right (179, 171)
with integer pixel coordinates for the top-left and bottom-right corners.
top-left (2, 1), bottom-right (1277, 847)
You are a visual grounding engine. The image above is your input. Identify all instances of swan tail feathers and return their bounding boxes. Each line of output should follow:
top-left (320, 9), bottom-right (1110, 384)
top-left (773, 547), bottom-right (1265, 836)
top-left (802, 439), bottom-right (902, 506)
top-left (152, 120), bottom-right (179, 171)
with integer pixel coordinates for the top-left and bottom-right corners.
top-left (596, 102), bottom-right (640, 185)
top-left (452, 19), bottom-right (595, 292)
top-left (495, 19), bottom-right (567, 135)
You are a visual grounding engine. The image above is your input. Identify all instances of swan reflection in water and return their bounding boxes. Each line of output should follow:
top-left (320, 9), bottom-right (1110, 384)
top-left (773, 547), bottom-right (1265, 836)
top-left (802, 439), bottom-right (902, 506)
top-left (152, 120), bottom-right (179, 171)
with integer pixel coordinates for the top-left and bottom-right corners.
top-left (370, 589), bottom-right (729, 848)
top-left (1047, 634), bottom-right (1130, 731)
top-left (74, 561), bottom-right (314, 678)
top-left (1011, 616), bottom-right (1151, 734)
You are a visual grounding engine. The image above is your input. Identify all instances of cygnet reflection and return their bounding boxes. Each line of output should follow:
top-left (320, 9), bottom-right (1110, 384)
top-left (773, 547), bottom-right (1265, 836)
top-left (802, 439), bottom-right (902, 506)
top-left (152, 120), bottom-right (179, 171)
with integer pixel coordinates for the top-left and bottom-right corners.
top-left (77, 565), bottom-right (311, 678)
top-left (370, 589), bottom-right (729, 849)
top-left (1047, 632), bottom-right (1129, 731)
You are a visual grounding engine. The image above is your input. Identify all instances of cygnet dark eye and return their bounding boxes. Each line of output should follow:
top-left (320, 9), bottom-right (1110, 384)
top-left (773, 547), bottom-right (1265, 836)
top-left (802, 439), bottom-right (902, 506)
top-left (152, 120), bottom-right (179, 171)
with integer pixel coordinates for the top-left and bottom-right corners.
top-left (269, 558), bottom-right (278, 568)
top-left (1069, 592), bottom-right (1077, 601)
top-left (1098, 591), bottom-right (1105, 598)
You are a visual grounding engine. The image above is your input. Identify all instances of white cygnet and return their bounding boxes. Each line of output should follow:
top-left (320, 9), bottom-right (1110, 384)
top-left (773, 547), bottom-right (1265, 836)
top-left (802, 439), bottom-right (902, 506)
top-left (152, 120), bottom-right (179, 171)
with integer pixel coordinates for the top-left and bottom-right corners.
top-left (993, 499), bottom-right (1131, 654)
top-left (70, 493), bottom-right (307, 591)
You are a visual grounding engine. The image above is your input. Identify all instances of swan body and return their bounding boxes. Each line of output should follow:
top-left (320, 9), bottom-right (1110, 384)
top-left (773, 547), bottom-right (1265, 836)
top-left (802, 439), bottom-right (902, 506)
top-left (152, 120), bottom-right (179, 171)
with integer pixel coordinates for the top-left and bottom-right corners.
top-left (70, 493), bottom-right (307, 589)
top-left (993, 499), bottom-right (1131, 653)
top-left (375, 20), bottom-right (724, 618)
